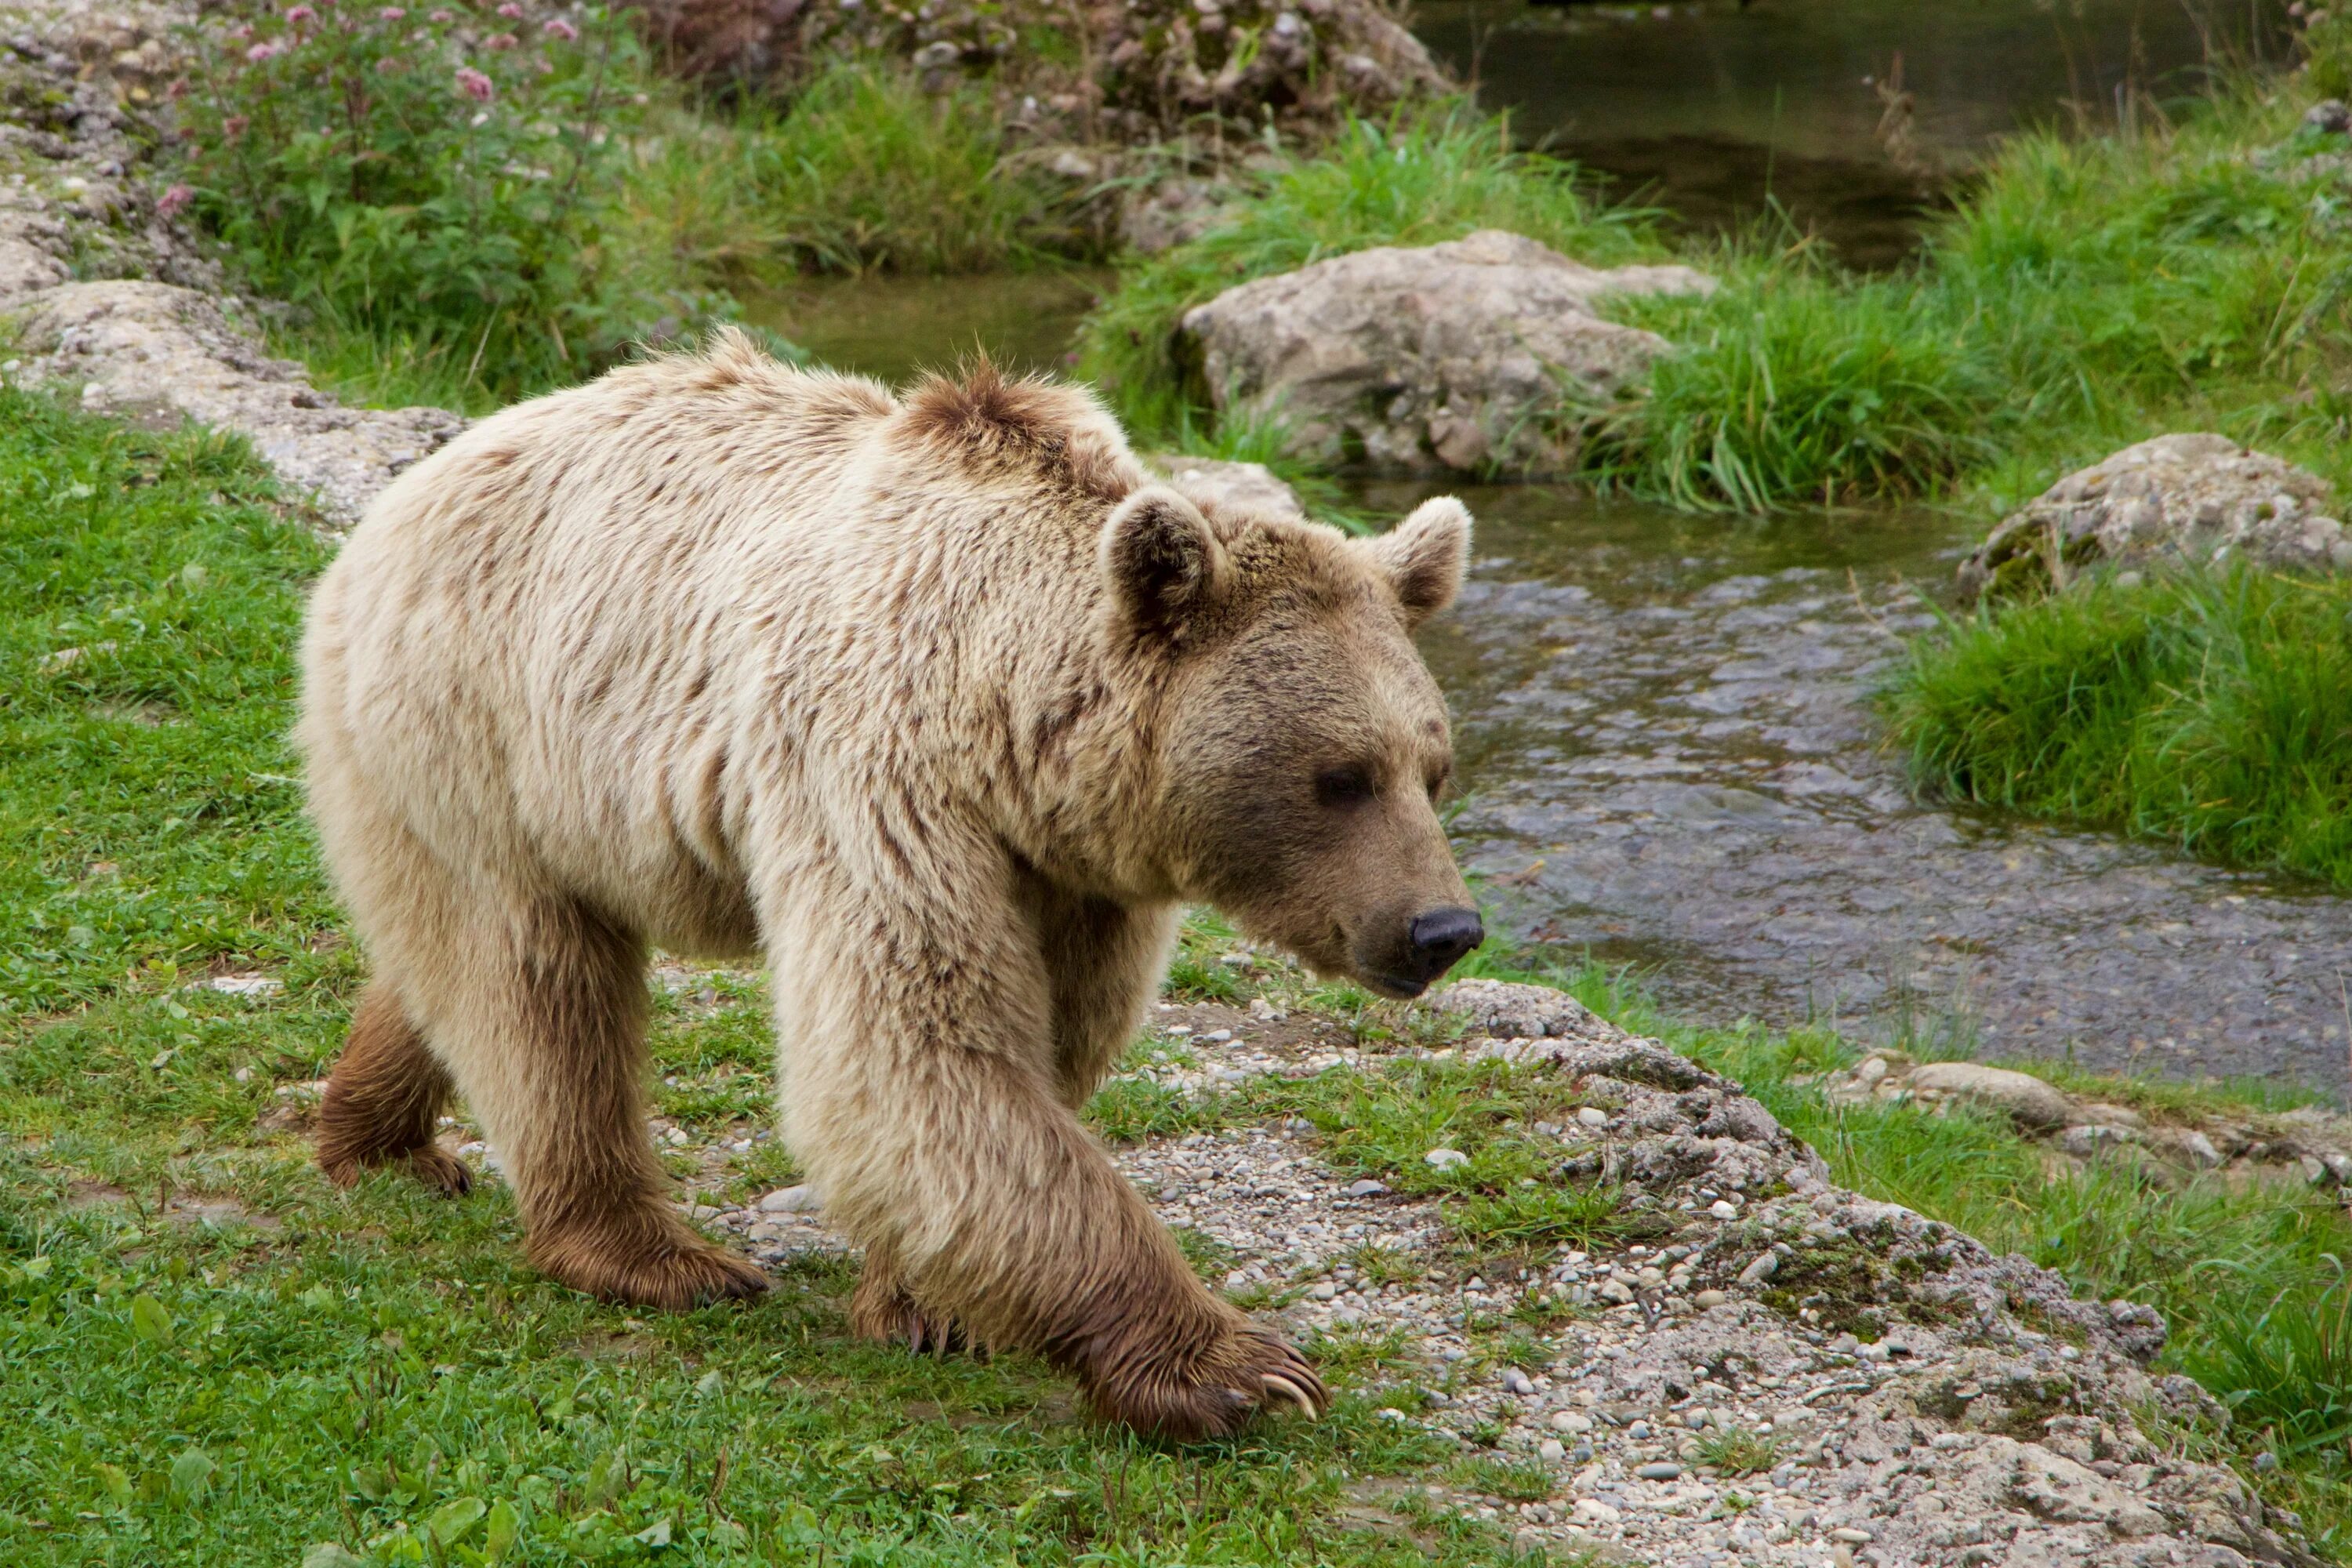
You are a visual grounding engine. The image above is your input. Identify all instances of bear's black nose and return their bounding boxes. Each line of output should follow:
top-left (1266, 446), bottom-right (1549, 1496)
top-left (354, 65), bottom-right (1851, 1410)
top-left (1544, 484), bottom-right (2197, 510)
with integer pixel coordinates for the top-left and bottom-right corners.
top-left (1407, 906), bottom-right (1484, 979)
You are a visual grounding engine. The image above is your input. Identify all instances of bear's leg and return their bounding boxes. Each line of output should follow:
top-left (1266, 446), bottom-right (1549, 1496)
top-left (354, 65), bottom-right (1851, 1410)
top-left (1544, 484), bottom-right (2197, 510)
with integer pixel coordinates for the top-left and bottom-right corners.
top-left (318, 982), bottom-right (472, 1196)
top-left (848, 893), bottom-right (1176, 1352)
top-left (439, 895), bottom-right (769, 1309)
top-left (775, 870), bottom-right (1319, 1437)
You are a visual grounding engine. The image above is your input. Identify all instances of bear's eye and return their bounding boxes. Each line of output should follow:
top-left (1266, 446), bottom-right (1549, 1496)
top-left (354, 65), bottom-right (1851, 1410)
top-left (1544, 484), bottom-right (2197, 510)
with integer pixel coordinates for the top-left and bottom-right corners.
top-left (1314, 764), bottom-right (1377, 809)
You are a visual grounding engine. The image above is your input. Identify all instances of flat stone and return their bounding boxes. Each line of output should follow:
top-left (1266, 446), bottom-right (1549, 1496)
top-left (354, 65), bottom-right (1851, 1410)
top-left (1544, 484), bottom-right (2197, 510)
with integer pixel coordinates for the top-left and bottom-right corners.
top-left (758, 1184), bottom-right (821, 1214)
top-left (1635, 1462), bottom-right (1684, 1481)
top-left (1145, 454), bottom-right (1305, 519)
top-left (1424, 1147), bottom-right (1469, 1171)
top-left (1907, 1062), bottom-right (2079, 1131)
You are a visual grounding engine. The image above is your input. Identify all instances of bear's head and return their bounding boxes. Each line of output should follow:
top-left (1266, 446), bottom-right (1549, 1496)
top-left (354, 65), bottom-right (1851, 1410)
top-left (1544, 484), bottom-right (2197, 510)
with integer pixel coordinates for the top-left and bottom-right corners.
top-left (1102, 486), bottom-right (1482, 999)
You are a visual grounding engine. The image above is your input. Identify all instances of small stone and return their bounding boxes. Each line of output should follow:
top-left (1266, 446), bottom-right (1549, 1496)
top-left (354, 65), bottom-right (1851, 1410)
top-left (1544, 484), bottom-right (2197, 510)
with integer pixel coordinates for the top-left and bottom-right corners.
top-left (1596, 1277), bottom-right (1636, 1305)
top-left (1635, 1462), bottom-right (1683, 1481)
top-left (1345, 1179), bottom-right (1389, 1198)
top-left (1831, 1528), bottom-right (1874, 1544)
top-left (1501, 1367), bottom-right (1536, 1396)
top-left (1737, 1252), bottom-right (1779, 1285)
top-left (1550, 1410), bottom-right (1593, 1433)
top-left (1309, 1282), bottom-right (1338, 1301)
top-left (758, 1184), bottom-right (821, 1214)
top-left (1203, 1029), bottom-right (1234, 1043)
top-left (1425, 1147), bottom-right (1469, 1171)
top-left (2307, 98), bottom-right (2351, 136)
top-left (1708, 1200), bottom-right (1739, 1220)
top-left (1538, 1439), bottom-right (1566, 1463)
top-left (1693, 1289), bottom-right (1728, 1308)
top-left (1576, 1107), bottom-right (1610, 1128)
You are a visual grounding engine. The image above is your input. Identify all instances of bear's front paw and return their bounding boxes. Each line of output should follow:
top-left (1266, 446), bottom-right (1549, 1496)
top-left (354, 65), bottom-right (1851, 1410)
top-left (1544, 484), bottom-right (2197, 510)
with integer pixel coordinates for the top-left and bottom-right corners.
top-left (1085, 1315), bottom-right (1326, 1440)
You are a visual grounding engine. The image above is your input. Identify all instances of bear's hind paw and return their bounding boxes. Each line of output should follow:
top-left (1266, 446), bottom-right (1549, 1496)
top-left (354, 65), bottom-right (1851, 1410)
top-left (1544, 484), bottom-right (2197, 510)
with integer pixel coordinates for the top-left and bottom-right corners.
top-left (849, 1278), bottom-right (971, 1357)
top-left (535, 1231), bottom-right (771, 1310)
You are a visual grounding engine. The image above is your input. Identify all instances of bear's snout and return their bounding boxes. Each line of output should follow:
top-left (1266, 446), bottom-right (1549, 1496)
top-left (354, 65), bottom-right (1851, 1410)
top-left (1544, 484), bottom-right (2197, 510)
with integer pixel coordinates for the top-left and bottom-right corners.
top-left (1356, 904), bottom-right (1483, 997)
top-left (1408, 906), bottom-right (1485, 978)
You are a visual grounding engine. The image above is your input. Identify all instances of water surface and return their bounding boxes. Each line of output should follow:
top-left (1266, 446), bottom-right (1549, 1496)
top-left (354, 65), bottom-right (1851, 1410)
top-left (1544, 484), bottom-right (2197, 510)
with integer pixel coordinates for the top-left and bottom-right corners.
top-left (1391, 483), bottom-right (2351, 1097)
top-left (1417, 0), bottom-right (2292, 263)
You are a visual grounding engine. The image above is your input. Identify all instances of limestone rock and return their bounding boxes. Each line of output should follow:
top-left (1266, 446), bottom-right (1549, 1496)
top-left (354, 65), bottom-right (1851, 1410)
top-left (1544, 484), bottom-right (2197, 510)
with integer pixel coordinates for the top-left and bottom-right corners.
top-left (1906, 1061), bottom-right (2081, 1130)
top-left (1428, 978), bottom-right (1611, 1041)
top-left (1145, 453), bottom-right (1305, 519)
top-left (1958, 434), bottom-right (2351, 600)
top-left (1178, 229), bottom-right (1714, 477)
top-left (9, 281), bottom-right (465, 524)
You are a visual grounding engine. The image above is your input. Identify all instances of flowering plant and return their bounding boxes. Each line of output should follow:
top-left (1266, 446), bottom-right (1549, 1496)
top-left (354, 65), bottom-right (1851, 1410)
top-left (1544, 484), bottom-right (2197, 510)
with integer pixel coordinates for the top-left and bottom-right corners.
top-left (176, 1), bottom-right (656, 395)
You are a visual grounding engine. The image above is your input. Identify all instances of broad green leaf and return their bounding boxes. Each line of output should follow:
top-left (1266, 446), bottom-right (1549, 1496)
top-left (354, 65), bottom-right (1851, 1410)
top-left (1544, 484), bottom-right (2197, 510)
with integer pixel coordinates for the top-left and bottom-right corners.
top-left (426, 1496), bottom-right (486, 1545)
top-left (130, 1293), bottom-right (174, 1344)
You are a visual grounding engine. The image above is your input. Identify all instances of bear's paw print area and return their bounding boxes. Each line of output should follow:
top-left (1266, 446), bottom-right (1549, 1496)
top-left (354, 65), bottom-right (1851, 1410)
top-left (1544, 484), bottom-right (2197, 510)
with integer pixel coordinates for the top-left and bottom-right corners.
top-left (412, 964), bottom-right (2296, 1568)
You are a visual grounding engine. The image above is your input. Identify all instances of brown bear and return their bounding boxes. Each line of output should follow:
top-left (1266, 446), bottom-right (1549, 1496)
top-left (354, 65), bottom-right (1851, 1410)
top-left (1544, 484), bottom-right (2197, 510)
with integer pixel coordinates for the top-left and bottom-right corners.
top-left (296, 331), bottom-right (1482, 1437)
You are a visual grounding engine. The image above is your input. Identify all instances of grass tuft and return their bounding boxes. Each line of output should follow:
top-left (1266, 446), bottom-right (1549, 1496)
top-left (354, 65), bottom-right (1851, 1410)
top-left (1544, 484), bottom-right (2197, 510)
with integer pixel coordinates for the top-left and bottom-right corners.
top-left (1883, 568), bottom-right (2352, 891)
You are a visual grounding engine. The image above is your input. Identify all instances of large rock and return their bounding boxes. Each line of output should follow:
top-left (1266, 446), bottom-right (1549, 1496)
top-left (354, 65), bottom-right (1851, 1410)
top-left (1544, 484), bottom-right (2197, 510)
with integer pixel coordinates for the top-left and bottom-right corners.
top-left (1906, 1061), bottom-right (2082, 1130)
top-left (1178, 229), bottom-right (1714, 477)
top-left (1958, 434), bottom-right (2351, 601)
top-left (8, 282), bottom-right (465, 524)
top-left (1145, 453), bottom-right (1305, 519)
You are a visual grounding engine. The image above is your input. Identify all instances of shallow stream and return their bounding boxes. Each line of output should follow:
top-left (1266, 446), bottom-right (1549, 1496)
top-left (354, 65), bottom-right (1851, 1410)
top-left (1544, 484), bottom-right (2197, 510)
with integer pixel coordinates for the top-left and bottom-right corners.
top-left (750, 0), bottom-right (2344, 1098)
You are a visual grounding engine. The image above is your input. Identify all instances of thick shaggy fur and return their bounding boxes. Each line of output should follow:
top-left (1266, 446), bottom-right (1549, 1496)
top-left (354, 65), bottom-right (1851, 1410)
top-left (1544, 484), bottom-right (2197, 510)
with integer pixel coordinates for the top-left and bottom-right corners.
top-left (298, 332), bottom-right (1476, 1436)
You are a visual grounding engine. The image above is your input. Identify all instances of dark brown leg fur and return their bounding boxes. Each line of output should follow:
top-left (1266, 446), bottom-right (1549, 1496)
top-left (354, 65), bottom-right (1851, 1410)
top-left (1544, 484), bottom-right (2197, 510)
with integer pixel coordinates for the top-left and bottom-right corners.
top-left (318, 983), bottom-right (472, 1196)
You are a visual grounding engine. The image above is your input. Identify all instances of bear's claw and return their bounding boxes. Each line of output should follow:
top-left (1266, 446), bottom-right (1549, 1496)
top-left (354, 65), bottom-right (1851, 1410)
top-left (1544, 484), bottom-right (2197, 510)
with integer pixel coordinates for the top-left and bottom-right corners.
top-left (1089, 1318), bottom-right (1327, 1439)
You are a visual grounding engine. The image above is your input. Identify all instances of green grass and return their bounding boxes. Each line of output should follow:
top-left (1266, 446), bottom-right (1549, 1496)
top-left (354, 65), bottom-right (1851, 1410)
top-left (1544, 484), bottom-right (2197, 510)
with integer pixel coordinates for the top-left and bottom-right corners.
top-left (1073, 105), bottom-right (1665, 449)
top-left (620, 63), bottom-right (1082, 282)
top-left (0, 388), bottom-right (1559, 1566)
top-left (1884, 567), bottom-right (2352, 891)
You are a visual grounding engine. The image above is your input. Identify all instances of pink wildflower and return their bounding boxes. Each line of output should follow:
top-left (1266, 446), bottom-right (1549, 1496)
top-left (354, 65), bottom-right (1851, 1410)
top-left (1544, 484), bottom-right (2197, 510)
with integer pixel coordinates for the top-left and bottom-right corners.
top-left (165, 76), bottom-right (189, 99)
top-left (429, 7), bottom-right (452, 18)
top-left (157, 183), bottom-right (194, 218)
top-left (496, 2), bottom-right (523, 15)
top-left (285, 5), bottom-right (316, 21)
top-left (455, 64), bottom-right (494, 100)
top-left (378, 5), bottom-right (405, 16)
top-left (230, 22), bottom-right (253, 38)
top-left (376, 53), bottom-right (402, 70)
top-left (541, 15), bottom-right (576, 39)
top-left (246, 40), bottom-right (285, 60)
top-left (222, 113), bottom-right (249, 138)
top-left (484, 30), bottom-right (516, 47)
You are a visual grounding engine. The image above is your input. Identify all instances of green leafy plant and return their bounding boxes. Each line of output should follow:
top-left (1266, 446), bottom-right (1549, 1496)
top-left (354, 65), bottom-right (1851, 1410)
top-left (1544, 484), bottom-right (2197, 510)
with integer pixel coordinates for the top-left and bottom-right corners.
top-left (176, 0), bottom-right (700, 403)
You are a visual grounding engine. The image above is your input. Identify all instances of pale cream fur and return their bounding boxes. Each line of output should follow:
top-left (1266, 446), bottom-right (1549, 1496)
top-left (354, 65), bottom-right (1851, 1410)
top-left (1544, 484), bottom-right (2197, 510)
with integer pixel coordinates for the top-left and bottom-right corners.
top-left (296, 331), bottom-right (1477, 1435)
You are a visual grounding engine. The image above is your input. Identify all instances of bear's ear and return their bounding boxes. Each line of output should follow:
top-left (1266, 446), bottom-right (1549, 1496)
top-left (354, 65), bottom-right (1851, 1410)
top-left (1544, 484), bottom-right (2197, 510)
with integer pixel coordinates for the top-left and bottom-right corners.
top-left (1356, 496), bottom-right (1472, 629)
top-left (1099, 486), bottom-right (1229, 641)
